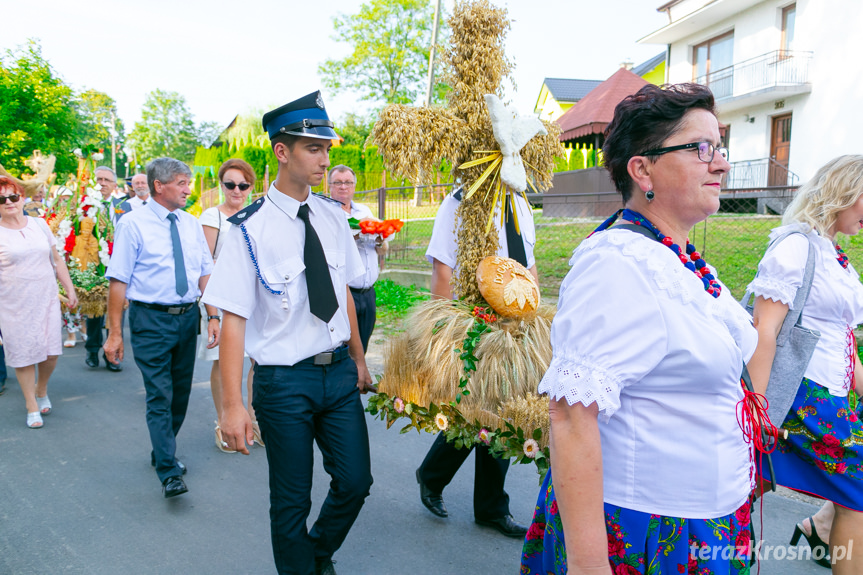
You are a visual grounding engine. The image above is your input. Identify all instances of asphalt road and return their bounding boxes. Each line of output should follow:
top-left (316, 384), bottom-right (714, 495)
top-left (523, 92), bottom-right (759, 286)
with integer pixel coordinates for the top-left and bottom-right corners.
top-left (0, 332), bottom-right (830, 574)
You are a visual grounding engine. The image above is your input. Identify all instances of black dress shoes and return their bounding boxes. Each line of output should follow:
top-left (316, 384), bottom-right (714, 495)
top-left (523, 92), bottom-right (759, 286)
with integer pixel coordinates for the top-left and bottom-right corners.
top-left (162, 476), bottom-right (188, 498)
top-left (103, 354), bottom-right (122, 372)
top-left (315, 558), bottom-right (337, 575)
top-left (85, 352), bottom-right (99, 368)
top-left (416, 468), bottom-right (448, 518)
top-left (475, 514), bottom-right (528, 538)
top-left (150, 453), bottom-right (186, 475)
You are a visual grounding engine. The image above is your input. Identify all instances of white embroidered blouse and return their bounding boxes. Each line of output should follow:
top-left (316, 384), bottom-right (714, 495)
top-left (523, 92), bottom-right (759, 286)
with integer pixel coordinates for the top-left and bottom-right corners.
top-left (747, 223), bottom-right (863, 396)
top-left (538, 228), bottom-right (758, 519)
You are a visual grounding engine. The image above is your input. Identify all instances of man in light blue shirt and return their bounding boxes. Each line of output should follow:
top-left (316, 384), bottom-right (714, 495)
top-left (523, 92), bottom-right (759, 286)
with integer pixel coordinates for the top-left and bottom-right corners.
top-left (104, 157), bottom-right (219, 499)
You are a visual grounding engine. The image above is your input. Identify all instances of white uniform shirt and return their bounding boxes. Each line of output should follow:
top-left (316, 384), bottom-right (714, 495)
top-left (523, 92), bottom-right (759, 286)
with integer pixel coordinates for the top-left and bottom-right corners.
top-left (127, 195), bottom-right (149, 211)
top-left (347, 201), bottom-right (380, 289)
top-left (426, 192), bottom-right (536, 273)
top-left (538, 229), bottom-right (758, 519)
top-left (202, 186), bottom-right (364, 367)
top-left (107, 200), bottom-right (213, 305)
top-left (748, 223), bottom-right (863, 396)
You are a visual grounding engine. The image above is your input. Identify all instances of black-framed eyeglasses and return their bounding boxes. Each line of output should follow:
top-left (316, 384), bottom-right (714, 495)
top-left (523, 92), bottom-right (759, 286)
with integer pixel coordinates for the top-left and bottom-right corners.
top-left (223, 181), bottom-right (251, 191)
top-left (0, 194), bottom-right (20, 204)
top-left (330, 181), bottom-right (356, 187)
top-left (639, 141), bottom-right (729, 163)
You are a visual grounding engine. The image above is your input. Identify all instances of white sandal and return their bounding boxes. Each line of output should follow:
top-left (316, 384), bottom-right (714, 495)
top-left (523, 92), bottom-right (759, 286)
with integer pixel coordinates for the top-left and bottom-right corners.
top-left (36, 395), bottom-right (52, 415)
top-left (64, 339), bottom-right (76, 348)
top-left (27, 412), bottom-right (44, 429)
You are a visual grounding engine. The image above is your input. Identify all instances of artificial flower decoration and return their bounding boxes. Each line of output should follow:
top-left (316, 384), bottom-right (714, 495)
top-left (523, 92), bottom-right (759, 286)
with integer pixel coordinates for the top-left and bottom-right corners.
top-left (435, 413), bottom-right (449, 431)
top-left (523, 438), bottom-right (540, 459)
top-left (393, 397), bottom-right (405, 414)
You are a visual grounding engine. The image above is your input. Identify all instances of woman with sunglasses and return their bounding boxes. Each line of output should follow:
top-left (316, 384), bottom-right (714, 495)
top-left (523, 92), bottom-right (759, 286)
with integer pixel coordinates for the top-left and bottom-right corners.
top-left (521, 84), bottom-right (757, 575)
top-left (198, 159), bottom-right (259, 451)
top-left (747, 155), bottom-right (863, 571)
top-left (0, 176), bottom-right (78, 428)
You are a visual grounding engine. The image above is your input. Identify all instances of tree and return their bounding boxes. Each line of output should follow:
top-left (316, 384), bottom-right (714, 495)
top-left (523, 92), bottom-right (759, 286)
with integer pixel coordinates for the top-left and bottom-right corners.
top-left (335, 112), bottom-right (375, 147)
top-left (75, 89), bottom-right (124, 151)
top-left (130, 89), bottom-right (203, 164)
top-left (318, 0), bottom-right (445, 105)
top-left (0, 40), bottom-right (80, 176)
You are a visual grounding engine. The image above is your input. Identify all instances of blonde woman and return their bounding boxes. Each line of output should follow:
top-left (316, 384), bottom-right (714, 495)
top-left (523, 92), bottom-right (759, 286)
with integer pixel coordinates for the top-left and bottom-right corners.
top-left (748, 155), bottom-right (863, 571)
top-left (0, 176), bottom-right (78, 428)
top-left (199, 159), bottom-right (259, 451)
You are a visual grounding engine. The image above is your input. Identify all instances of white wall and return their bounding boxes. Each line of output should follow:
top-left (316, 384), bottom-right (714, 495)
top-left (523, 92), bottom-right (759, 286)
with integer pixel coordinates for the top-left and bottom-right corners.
top-left (663, 0), bottom-right (863, 183)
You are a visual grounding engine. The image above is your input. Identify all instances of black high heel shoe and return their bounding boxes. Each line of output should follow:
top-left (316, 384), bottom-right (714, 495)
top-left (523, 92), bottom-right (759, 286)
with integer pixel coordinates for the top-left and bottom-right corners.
top-left (790, 515), bottom-right (831, 568)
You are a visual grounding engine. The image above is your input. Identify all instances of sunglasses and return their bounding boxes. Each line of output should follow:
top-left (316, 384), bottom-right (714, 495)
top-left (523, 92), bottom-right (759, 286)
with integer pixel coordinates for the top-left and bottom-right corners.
top-left (223, 181), bottom-right (251, 191)
top-left (0, 194), bottom-right (20, 204)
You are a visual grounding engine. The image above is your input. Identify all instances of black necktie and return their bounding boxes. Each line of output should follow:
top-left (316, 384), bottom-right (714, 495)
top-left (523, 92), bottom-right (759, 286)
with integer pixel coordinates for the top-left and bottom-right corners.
top-left (505, 195), bottom-right (528, 267)
top-left (297, 204), bottom-right (338, 322)
top-left (166, 213), bottom-right (188, 296)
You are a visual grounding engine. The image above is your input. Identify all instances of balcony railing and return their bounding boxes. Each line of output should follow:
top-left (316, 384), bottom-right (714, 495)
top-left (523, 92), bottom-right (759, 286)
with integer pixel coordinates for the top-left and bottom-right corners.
top-left (724, 157), bottom-right (800, 189)
top-left (695, 50), bottom-right (813, 101)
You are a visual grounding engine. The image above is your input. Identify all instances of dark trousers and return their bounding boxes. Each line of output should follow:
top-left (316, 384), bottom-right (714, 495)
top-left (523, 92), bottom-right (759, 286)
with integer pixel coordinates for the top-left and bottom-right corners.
top-left (128, 304), bottom-right (197, 482)
top-left (85, 311), bottom-right (125, 356)
top-left (349, 287), bottom-right (376, 352)
top-left (418, 432), bottom-right (511, 521)
top-left (253, 359), bottom-right (373, 575)
top-left (0, 344), bottom-right (6, 381)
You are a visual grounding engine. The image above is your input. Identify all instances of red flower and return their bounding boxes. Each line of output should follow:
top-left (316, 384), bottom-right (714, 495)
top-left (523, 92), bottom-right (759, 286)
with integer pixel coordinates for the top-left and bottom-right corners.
top-left (823, 435), bottom-right (840, 446)
top-left (64, 230), bottom-right (76, 254)
top-left (849, 412), bottom-right (859, 423)
top-left (687, 555), bottom-right (700, 574)
top-left (735, 531), bottom-right (751, 555)
top-left (815, 460), bottom-right (828, 471)
top-left (836, 462), bottom-right (848, 474)
top-left (614, 564), bottom-right (640, 575)
top-left (526, 522), bottom-right (545, 540)
top-left (107, 241), bottom-right (113, 256)
top-left (607, 533), bottom-right (626, 557)
top-left (548, 499), bottom-right (558, 516)
top-left (735, 505), bottom-right (750, 527)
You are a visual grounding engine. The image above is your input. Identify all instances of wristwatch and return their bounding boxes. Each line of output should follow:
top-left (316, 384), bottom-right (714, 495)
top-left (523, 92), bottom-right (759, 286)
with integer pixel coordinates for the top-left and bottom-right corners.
top-left (207, 315), bottom-right (220, 321)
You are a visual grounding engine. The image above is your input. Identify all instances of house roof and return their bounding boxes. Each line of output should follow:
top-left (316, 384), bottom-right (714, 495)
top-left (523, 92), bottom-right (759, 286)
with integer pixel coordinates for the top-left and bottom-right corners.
top-left (542, 78), bottom-right (604, 103)
top-left (556, 67), bottom-right (649, 141)
top-left (632, 52), bottom-right (666, 76)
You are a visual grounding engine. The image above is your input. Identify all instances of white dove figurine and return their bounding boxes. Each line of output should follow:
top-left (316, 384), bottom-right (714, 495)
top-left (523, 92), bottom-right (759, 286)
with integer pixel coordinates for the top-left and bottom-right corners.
top-left (484, 94), bottom-right (547, 193)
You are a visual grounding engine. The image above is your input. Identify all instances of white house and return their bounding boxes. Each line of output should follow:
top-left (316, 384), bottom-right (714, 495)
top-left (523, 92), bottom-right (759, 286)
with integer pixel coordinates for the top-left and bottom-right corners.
top-left (640, 0), bottom-right (863, 188)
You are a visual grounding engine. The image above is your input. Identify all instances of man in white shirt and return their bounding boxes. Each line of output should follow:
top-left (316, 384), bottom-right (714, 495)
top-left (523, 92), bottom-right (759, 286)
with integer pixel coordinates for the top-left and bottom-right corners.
top-left (203, 92), bottom-right (374, 575)
top-left (328, 164), bottom-right (385, 351)
top-left (126, 173), bottom-right (150, 211)
top-left (103, 157), bottom-right (218, 499)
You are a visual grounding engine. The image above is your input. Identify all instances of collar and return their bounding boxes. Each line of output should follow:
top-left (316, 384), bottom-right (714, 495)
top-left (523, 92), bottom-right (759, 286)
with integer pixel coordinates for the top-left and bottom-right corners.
top-left (266, 183), bottom-right (315, 219)
top-left (147, 198), bottom-right (176, 220)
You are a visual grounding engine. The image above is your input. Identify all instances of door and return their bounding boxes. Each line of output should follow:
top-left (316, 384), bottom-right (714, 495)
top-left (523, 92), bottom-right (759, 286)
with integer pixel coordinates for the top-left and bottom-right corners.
top-left (769, 113), bottom-right (792, 186)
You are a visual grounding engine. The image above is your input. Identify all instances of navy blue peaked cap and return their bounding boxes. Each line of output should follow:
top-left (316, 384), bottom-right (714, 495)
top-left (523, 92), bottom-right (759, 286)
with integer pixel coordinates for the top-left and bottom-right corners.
top-left (262, 91), bottom-right (338, 141)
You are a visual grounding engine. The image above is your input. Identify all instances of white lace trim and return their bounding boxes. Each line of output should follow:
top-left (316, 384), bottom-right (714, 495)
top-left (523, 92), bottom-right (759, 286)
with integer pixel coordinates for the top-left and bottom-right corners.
top-left (746, 276), bottom-right (797, 308)
top-left (574, 230), bottom-right (754, 339)
top-left (538, 354), bottom-right (622, 423)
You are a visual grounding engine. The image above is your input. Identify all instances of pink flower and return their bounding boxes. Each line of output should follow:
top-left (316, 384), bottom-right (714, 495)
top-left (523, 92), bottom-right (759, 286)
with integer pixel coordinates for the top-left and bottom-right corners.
top-left (478, 428), bottom-right (491, 445)
top-left (548, 499), bottom-right (558, 516)
top-left (607, 533), bottom-right (626, 557)
top-left (735, 505), bottom-right (750, 527)
top-left (393, 397), bottom-right (405, 413)
top-left (526, 522), bottom-right (545, 540)
top-left (836, 462), bottom-right (848, 474)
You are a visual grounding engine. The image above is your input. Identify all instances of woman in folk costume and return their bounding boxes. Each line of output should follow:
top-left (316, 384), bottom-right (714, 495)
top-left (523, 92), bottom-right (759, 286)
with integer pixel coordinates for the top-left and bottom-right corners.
top-left (521, 83), bottom-right (757, 575)
top-left (748, 155), bottom-right (863, 572)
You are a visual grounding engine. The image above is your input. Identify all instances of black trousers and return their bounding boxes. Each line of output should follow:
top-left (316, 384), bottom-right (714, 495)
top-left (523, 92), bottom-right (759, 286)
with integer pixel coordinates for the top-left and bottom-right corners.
top-left (128, 304), bottom-right (197, 482)
top-left (85, 311), bottom-right (125, 355)
top-left (349, 287), bottom-right (376, 352)
top-left (254, 359), bottom-right (372, 575)
top-left (418, 432), bottom-right (511, 521)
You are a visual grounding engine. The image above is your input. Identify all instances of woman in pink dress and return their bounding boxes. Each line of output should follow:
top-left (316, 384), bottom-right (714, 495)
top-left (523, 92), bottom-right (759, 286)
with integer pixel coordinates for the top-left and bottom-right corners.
top-left (0, 176), bottom-right (78, 428)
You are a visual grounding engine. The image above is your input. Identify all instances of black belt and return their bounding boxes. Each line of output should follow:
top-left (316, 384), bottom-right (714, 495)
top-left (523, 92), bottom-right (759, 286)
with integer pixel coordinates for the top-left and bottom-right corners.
top-left (131, 300), bottom-right (196, 315)
top-left (350, 286), bottom-right (373, 294)
top-left (297, 344), bottom-right (350, 366)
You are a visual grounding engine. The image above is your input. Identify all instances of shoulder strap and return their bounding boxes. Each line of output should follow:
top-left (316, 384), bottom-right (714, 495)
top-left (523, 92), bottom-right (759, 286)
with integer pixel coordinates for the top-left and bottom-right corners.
top-left (614, 223), bottom-right (658, 241)
top-left (227, 196), bottom-right (266, 225)
top-left (213, 209), bottom-right (222, 257)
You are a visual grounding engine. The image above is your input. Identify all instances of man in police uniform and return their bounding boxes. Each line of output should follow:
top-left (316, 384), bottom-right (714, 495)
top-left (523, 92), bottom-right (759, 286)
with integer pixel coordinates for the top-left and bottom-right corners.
top-left (415, 188), bottom-right (536, 538)
top-left (104, 157), bottom-right (218, 498)
top-left (328, 164), bottom-right (386, 351)
top-left (203, 91), bottom-right (374, 575)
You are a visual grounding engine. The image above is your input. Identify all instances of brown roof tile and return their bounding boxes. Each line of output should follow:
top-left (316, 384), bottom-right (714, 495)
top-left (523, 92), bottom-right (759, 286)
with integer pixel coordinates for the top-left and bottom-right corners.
top-left (557, 68), bottom-right (649, 141)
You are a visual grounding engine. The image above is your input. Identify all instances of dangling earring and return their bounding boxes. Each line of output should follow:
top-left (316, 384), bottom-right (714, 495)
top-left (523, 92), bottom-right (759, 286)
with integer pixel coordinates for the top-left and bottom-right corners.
top-left (645, 188), bottom-right (655, 202)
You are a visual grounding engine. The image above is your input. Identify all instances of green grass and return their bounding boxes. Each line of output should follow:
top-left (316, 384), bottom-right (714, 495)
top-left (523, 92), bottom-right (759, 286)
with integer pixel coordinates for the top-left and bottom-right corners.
top-left (381, 210), bottom-right (863, 302)
top-left (373, 279), bottom-right (430, 340)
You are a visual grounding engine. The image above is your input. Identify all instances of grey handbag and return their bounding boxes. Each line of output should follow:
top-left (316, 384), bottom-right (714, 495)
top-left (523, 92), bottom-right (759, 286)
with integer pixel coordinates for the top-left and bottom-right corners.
top-left (740, 229), bottom-right (821, 425)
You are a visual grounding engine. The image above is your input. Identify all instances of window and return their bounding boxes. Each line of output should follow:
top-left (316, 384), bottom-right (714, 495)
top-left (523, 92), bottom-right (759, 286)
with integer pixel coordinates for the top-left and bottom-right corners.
top-left (781, 4), bottom-right (796, 53)
top-left (693, 32), bottom-right (734, 98)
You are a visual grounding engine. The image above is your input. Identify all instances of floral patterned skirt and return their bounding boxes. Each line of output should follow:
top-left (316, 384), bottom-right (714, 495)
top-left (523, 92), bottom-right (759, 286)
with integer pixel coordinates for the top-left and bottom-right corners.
top-left (761, 377), bottom-right (863, 511)
top-left (521, 471), bottom-right (751, 575)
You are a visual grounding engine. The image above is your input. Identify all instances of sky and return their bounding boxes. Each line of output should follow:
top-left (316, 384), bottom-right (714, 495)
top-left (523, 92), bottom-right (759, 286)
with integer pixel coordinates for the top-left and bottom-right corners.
top-left (4, 0), bottom-right (670, 134)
